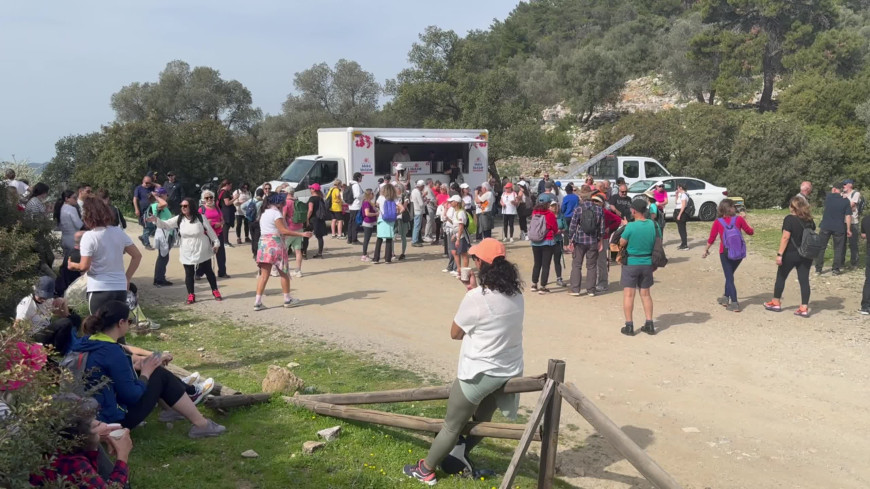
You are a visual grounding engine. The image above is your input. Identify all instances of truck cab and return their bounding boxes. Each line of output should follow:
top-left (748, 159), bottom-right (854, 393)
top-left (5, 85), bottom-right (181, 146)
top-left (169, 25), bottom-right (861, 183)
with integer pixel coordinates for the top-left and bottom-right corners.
top-left (587, 155), bottom-right (670, 186)
top-left (268, 156), bottom-right (343, 198)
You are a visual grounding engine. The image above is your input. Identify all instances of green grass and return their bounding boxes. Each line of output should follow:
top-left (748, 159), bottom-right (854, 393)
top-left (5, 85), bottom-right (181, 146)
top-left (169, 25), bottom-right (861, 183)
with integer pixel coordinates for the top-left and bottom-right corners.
top-left (126, 308), bottom-right (565, 488)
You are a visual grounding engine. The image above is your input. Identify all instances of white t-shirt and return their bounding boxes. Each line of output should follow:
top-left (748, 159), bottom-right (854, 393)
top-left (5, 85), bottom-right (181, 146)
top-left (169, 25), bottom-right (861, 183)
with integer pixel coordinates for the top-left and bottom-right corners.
top-left (233, 189), bottom-right (251, 216)
top-left (350, 181), bottom-right (362, 211)
top-left (453, 287), bottom-right (524, 380)
top-left (80, 226), bottom-right (134, 292)
top-left (675, 192), bottom-right (688, 210)
top-left (7, 179), bottom-right (28, 196)
top-left (500, 192), bottom-right (518, 215)
top-left (16, 295), bottom-right (53, 334)
top-left (452, 208), bottom-right (468, 235)
top-left (259, 208), bottom-right (283, 235)
top-left (848, 191), bottom-right (862, 221)
top-left (462, 195), bottom-right (474, 212)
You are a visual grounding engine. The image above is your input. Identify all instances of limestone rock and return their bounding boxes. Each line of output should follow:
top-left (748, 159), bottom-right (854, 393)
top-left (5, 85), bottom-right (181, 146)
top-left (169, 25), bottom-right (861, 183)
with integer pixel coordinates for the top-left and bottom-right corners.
top-left (317, 426), bottom-right (342, 442)
top-left (303, 441), bottom-right (325, 454)
top-left (262, 365), bottom-right (304, 394)
top-left (241, 449), bottom-right (259, 458)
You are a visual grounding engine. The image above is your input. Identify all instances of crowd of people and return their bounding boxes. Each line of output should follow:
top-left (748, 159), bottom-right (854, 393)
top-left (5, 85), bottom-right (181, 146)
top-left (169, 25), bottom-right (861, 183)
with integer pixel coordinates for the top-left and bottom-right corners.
top-left (5, 163), bottom-right (870, 486)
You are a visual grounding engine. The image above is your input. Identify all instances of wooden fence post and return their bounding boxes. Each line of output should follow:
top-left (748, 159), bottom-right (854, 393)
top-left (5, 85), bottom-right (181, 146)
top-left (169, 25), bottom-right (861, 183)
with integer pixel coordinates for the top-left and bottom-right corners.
top-left (499, 380), bottom-right (555, 489)
top-left (538, 359), bottom-right (565, 489)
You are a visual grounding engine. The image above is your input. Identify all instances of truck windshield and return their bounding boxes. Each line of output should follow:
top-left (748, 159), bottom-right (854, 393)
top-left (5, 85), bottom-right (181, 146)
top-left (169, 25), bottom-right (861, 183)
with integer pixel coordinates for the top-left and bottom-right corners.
top-left (278, 159), bottom-right (316, 182)
top-left (628, 180), bottom-right (655, 193)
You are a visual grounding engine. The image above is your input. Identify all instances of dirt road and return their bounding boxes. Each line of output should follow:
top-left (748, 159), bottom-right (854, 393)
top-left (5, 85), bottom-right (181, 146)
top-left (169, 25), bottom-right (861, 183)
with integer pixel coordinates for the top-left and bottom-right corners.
top-left (130, 222), bottom-right (870, 489)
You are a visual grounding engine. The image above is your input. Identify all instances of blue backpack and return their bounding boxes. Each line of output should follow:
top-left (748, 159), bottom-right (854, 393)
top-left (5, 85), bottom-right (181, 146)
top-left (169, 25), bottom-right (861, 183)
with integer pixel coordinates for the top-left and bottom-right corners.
top-left (382, 200), bottom-right (397, 222)
top-left (719, 218), bottom-right (746, 260)
top-left (243, 200), bottom-right (258, 222)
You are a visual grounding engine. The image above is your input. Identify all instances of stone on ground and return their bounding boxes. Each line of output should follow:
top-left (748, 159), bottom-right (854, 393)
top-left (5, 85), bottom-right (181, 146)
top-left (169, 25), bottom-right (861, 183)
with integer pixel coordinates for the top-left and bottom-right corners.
top-left (262, 365), bottom-right (304, 394)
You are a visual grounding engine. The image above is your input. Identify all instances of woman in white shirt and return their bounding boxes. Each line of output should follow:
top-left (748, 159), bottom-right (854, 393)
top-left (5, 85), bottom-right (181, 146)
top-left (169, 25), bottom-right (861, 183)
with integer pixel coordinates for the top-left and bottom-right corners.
top-left (500, 183), bottom-right (518, 242)
top-left (253, 194), bottom-right (312, 310)
top-left (232, 183), bottom-right (252, 245)
top-left (674, 182), bottom-right (690, 250)
top-left (373, 183), bottom-right (404, 264)
top-left (403, 238), bottom-right (524, 484)
top-left (68, 198), bottom-right (142, 314)
top-left (150, 197), bottom-right (221, 305)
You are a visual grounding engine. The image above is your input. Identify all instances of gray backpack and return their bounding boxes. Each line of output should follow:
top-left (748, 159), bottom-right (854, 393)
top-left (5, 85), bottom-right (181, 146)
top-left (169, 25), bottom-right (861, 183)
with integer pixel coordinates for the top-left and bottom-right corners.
top-left (528, 213), bottom-right (548, 241)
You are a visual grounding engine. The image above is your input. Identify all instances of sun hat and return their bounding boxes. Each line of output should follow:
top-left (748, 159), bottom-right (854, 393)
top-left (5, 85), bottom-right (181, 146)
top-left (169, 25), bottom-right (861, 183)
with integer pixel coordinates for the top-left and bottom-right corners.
top-left (448, 195), bottom-right (462, 203)
top-left (590, 194), bottom-right (605, 204)
top-left (643, 190), bottom-right (655, 199)
top-left (309, 183), bottom-right (321, 192)
top-left (468, 238), bottom-right (506, 264)
top-left (35, 276), bottom-right (55, 299)
top-left (631, 199), bottom-right (648, 213)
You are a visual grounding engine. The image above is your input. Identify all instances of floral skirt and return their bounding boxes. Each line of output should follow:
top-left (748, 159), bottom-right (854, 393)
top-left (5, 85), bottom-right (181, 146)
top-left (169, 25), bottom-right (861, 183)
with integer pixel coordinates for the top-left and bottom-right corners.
top-left (256, 234), bottom-right (288, 273)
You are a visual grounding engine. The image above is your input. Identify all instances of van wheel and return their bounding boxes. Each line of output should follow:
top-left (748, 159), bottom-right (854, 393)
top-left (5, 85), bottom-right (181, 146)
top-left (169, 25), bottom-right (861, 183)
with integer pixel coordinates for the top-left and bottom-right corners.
top-left (698, 202), bottom-right (717, 221)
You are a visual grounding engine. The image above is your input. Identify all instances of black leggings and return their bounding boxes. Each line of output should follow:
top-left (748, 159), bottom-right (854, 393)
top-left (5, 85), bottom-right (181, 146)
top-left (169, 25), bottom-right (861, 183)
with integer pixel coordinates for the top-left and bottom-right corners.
top-left (374, 238), bottom-right (393, 263)
top-left (362, 226), bottom-right (374, 255)
top-left (503, 214), bottom-right (515, 238)
top-left (674, 210), bottom-right (688, 247)
top-left (186, 260), bottom-right (218, 295)
top-left (518, 213), bottom-right (528, 234)
top-left (531, 245), bottom-right (554, 286)
top-left (88, 290), bottom-right (127, 315)
top-left (235, 215), bottom-right (249, 240)
top-left (121, 366), bottom-right (193, 429)
top-left (774, 254), bottom-right (812, 304)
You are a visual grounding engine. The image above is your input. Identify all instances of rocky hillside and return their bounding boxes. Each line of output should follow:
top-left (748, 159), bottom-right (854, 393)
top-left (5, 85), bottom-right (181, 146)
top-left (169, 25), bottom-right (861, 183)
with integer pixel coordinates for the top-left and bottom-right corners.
top-left (497, 75), bottom-right (686, 179)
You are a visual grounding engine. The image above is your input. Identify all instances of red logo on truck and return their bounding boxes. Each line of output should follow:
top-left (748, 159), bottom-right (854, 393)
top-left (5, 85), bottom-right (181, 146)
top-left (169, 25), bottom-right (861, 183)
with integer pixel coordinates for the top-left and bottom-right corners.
top-left (354, 134), bottom-right (372, 148)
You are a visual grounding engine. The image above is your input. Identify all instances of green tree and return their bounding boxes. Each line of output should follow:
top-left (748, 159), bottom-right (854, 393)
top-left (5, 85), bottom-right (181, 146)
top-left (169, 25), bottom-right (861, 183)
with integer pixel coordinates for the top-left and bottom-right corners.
top-left (558, 46), bottom-right (625, 122)
top-left (41, 132), bottom-right (102, 195)
top-left (287, 59), bottom-right (380, 125)
top-left (700, 0), bottom-right (838, 111)
top-left (661, 14), bottom-right (720, 104)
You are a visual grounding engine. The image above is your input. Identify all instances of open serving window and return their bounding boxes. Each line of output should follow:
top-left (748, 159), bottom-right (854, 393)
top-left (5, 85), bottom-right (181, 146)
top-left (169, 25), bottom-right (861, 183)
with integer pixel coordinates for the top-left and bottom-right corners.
top-left (374, 136), bottom-right (476, 176)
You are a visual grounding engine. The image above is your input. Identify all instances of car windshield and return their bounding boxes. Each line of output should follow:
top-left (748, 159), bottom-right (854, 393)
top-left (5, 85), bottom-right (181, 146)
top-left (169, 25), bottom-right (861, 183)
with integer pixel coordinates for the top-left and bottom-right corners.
top-left (628, 180), bottom-right (655, 193)
top-left (278, 158), bottom-right (316, 182)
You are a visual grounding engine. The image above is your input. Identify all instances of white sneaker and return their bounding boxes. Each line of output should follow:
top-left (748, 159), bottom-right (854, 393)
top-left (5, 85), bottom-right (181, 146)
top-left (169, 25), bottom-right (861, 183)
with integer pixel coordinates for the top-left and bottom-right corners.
top-left (442, 269), bottom-right (450, 273)
top-left (502, 237), bottom-right (509, 242)
top-left (510, 238), bottom-right (515, 243)
top-left (292, 270), bottom-right (303, 278)
top-left (449, 271), bottom-right (459, 277)
top-left (182, 372), bottom-right (201, 385)
top-left (189, 378), bottom-right (215, 405)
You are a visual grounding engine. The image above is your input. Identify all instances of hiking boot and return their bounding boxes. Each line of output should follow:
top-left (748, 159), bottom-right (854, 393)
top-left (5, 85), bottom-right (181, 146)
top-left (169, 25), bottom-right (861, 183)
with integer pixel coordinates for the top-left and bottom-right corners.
top-left (621, 322), bottom-right (635, 336)
top-left (641, 320), bottom-right (657, 335)
top-left (189, 378), bottom-right (214, 405)
top-left (726, 302), bottom-right (741, 312)
top-left (717, 296), bottom-right (730, 307)
top-left (186, 294), bottom-right (195, 305)
top-left (403, 460), bottom-right (437, 486)
top-left (188, 419), bottom-right (226, 439)
top-left (212, 290), bottom-right (222, 302)
top-left (253, 302), bottom-right (266, 311)
top-left (283, 297), bottom-right (301, 308)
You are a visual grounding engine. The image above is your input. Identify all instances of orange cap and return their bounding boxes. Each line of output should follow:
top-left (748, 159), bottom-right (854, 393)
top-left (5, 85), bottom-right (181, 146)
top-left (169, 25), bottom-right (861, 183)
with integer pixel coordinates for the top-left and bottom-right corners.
top-left (468, 238), bottom-right (506, 264)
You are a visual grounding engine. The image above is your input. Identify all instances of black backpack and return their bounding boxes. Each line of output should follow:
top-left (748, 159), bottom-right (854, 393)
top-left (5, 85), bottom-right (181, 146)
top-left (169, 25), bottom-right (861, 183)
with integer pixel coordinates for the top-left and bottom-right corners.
top-left (578, 205), bottom-right (598, 235)
top-left (343, 184), bottom-right (355, 205)
top-left (685, 197), bottom-right (696, 218)
top-left (790, 220), bottom-right (823, 259)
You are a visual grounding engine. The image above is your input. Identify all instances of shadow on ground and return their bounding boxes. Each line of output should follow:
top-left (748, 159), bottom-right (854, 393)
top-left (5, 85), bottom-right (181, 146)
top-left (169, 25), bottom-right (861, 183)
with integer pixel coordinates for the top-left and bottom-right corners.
top-left (556, 425), bottom-right (656, 488)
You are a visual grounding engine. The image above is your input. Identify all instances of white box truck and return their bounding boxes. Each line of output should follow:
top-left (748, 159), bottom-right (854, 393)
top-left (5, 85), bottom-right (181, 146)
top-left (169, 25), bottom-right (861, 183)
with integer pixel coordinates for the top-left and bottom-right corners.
top-left (266, 127), bottom-right (490, 198)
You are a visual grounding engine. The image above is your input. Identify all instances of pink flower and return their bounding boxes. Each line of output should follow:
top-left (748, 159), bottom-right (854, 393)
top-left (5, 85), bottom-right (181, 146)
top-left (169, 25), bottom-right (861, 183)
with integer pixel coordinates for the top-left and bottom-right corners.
top-left (1, 342), bottom-right (48, 391)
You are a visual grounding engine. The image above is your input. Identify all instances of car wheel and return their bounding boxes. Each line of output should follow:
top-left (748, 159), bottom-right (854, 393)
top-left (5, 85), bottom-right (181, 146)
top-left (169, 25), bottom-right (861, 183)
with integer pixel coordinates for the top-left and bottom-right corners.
top-left (698, 202), bottom-right (717, 221)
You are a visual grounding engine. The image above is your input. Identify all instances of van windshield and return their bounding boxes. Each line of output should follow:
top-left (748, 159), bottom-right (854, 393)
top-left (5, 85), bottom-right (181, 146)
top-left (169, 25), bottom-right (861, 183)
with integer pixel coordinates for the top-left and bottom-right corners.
top-left (628, 180), bottom-right (655, 193)
top-left (279, 159), bottom-right (316, 182)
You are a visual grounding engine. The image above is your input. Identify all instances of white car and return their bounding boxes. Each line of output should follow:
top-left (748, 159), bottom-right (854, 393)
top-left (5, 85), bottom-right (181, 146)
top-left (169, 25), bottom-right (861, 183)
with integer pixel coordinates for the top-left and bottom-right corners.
top-left (626, 177), bottom-right (729, 221)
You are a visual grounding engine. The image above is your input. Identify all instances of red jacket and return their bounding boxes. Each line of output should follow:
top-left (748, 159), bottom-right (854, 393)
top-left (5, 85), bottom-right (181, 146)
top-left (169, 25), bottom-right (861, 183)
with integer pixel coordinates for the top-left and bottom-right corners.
top-left (708, 215), bottom-right (754, 254)
top-left (30, 450), bottom-right (129, 488)
top-left (603, 208), bottom-right (621, 239)
top-left (532, 209), bottom-right (559, 241)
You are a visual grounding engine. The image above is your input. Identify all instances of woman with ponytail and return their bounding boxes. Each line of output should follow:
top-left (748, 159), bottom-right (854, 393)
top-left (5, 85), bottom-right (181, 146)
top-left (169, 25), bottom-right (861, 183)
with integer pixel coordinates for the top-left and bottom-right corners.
top-left (76, 301), bottom-right (226, 438)
top-left (403, 238), bottom-right (524, 484)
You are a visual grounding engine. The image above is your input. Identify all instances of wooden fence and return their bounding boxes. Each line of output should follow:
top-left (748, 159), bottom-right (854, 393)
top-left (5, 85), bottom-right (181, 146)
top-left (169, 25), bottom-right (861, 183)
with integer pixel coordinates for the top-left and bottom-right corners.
top-left (285, 359), bottom-right (683, 489)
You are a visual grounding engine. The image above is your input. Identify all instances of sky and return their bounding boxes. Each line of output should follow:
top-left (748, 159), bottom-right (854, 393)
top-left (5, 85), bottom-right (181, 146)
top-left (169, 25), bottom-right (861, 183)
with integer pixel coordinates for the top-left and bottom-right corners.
top-left (0, 0), bottom-right (519, 163)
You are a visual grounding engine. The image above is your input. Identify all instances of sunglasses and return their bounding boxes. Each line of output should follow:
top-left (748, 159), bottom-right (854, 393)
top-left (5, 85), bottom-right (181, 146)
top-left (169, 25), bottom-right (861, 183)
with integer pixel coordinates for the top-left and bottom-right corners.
top-left (181, 204), bottom-right (189, 208)
top-left (204, 197), bottom-right (213, 200)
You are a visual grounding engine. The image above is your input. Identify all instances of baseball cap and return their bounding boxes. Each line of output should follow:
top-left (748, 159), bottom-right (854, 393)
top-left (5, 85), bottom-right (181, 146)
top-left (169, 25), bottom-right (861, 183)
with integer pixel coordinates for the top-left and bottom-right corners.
top-left (504, 182), bottom-right (513, 188)
top-left (468, 238), bottom-right (506, 264)
top-left (416, 180), bottom-right (425, 186)
top-left (309, 183), bottom-right (321, 192)
top-left (655, 181), bottom-right (665, 187)
top-left (448, 195), bottom-right (462, 203)
top-left (843, 179), bottom-right (855, 185)
top-left (395, 164), bottom-right (405, 171)
top-left (166, 171), bottom-right (175, 177)
top-left (631, 199), bottom-right (648, 213)
top-left (537, 193), bottom-right (555, 204)
top-left (460, 183), bottom-right (470, 189)
top-left (555, 181), bottom-right (562, 188)
top-left (155, 187), bottom-right (168, 195)
top-left (35, 276), bottom-right (55, 299)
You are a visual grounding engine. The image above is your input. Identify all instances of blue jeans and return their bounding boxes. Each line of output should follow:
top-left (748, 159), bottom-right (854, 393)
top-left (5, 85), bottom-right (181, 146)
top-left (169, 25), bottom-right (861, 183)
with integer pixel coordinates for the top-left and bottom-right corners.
top-left (719, 252), bottom-right (743, 302)
top-left (412, 214), bottom-right (423, 244)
